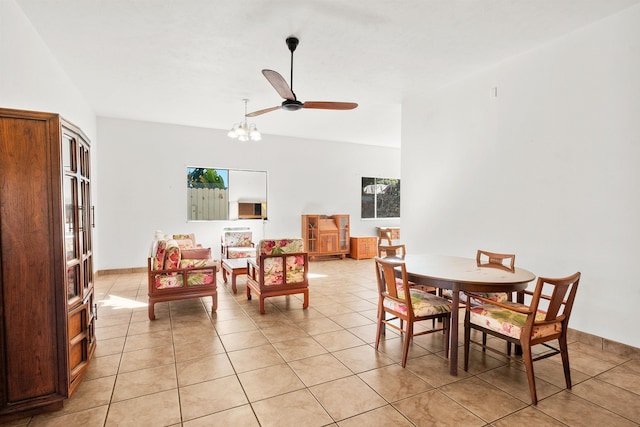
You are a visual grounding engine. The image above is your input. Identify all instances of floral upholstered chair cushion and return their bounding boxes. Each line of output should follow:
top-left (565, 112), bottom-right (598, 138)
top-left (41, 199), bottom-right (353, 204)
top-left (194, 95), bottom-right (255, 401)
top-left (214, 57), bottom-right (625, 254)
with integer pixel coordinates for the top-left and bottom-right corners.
top-left (221, 228), bottom-right (257, 259)
top-left (258, 238), bottom-right (305, 286)
top-left (384, 287), bottom-right (451, 317)
top-left (469, 302), bottom-right (560, 340)
top-left (150, 238), bottom-right (216, 290)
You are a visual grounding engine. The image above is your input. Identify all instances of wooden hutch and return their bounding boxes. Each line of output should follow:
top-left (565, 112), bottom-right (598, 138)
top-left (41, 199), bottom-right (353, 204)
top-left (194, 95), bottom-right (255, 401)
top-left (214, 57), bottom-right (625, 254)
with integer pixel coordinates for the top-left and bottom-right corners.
top-left (0, 108), bottom-right (96, 420)
top-left (301, 214), bottom-right (350, 260)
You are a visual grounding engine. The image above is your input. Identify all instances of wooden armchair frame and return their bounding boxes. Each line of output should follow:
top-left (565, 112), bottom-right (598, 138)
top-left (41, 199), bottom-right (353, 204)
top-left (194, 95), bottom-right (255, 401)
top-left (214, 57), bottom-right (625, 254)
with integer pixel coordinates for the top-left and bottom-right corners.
top-left (463, 271), bottom-right (581, 404)
top-left (246, 252), bottom-right (309, 314)
top-left (147, 257), bottom-right (217, 320)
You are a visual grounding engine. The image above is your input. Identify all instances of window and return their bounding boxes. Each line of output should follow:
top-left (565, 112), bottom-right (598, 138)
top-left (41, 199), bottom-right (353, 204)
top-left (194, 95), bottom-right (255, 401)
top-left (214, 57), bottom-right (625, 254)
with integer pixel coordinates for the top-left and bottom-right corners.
top-left (361, 177), bottom-right (400, 219)
top-left (187, 167), bottom-right (267, 221)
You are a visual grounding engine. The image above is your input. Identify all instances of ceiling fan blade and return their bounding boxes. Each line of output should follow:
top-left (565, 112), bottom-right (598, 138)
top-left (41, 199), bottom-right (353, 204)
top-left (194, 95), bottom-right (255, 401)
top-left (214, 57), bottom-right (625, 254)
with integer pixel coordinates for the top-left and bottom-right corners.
top-left (246, 106), bottom-right (281, 117)
top-left (262, 69), bottom-right (295, 101)
top-left (302, 101), bottom-right (358, 110)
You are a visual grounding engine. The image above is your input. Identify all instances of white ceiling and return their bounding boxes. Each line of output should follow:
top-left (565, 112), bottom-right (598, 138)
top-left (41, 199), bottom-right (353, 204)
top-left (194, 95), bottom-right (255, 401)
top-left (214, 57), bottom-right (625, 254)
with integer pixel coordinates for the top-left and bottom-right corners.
top-left (15, 0), bottom-right (640, 147)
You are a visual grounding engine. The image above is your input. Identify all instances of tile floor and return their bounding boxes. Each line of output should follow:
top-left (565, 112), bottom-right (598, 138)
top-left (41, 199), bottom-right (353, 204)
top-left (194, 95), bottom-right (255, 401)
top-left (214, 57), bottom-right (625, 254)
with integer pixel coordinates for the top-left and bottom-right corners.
top-left (6, 258), bottom-right (640, 426)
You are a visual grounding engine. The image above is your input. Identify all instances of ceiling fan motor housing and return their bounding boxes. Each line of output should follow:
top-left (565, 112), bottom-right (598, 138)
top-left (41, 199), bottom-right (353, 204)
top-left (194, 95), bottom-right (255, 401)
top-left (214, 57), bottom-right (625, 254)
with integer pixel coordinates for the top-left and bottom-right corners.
top-left (282, 99), bottom-right (303, 111)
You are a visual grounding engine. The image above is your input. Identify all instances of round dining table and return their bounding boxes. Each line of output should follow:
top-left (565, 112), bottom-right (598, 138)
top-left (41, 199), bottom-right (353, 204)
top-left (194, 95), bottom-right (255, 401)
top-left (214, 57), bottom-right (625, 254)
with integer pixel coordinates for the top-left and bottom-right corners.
top-left (402, 254), bottom-right (536, 375)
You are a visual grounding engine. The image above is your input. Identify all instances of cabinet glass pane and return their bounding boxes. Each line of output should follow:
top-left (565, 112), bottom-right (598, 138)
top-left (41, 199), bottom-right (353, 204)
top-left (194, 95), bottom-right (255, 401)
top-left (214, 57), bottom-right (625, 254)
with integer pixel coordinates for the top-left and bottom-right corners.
top-left (83, 257), bottom-right (92, 292)
top-left (80, 145), bottom-right (89, 178)
top-left (64, 177), bottom-right (77, 260)
top-left (81, 182), bottom-right (91, 251)
top-left (63, 134), bottom-right (76, 172)
top-left (67, 264), bottom-right (80, 300)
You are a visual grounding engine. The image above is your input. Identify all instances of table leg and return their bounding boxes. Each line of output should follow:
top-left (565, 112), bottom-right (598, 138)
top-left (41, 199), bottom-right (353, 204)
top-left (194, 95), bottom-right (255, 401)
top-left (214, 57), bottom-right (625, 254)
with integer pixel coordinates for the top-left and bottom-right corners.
top-left (449, 286), bottom-right (460, 376)
top-left (222, 266), bottom-right (228, 283)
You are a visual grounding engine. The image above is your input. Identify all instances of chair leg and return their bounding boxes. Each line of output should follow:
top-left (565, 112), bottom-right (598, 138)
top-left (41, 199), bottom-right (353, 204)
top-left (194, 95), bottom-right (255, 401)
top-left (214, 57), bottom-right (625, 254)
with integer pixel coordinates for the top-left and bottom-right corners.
top-left (482, 332), bottom-right (487, 352)
top-left (521, 341), bottom-right (538, 405)
top-left (375, 310), bottom-right (384, 350)
top-left (464, 318), bottom-right (471, 371)
top-left (559, 334), bottom-right (572, 390)
top-left (443, 314), bottom-right (450, 360)
top-left (401, 321), bottom-right (412, 368)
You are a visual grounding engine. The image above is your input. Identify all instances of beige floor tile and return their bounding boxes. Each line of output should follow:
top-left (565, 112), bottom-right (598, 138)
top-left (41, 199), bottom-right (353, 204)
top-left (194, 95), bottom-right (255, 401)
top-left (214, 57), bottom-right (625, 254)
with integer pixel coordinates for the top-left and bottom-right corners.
top-left (571, 378), bottom-right (640, 423)
top-left (227, 344), bottom-right (286, 373)
top-left (313, 329), bottom-right (366, 352)
top-left (122, 330), bottom-right (173, 352)
top-left (405, 353), bottom-right (465, 388)
top-left (174, 336), bottom-right (226, 361)
top-left (297, 317), bottom-right (343, 335)
top-left (440, 376), bottom-right (527, 422)
top-left (29, 265), bottom-right (640, 427)
top-left (179, 375), bottom-right (248, 421)
top-left (358, 364), bottom-right (433, 402)
top-left (337, 404), bottom-right (415, 427)
top-left (93, 336), bottom-right (126, 357)
top-left (84, 353), bottom-right (121, 380)
top-left (238, 363), bottom-right (306, 402)
top-left (118, 344), bottom-right (175, 373)
top-left (272, 336), bottom-right (328, 361)
top-left (112, 364), bottom-right (177, 402)
top-left (29, 405), bottom-right (108, 427)
top-left (218, 329), bottom-right (269, 352)
top-left (310, 375), bottom-right (386, 421)
top-left (332, 344), bottom-right (395, 373)
top-left (596, 359), bottom-right (640, 394)
top-left (95, 323), bottom-right (130, 340)
top-left (330, 312), bottom-right (374, 329)
top-left (176, 353), bottom-right (235, 386)
top-left (251, 389), bottom-right (333, 427)
top-left (478, 364), bottom-right (560, 403)
top-left (346, 323), bottom-right (379, 344)
top-left (260, 323), bottom-right (309, 343)
top-left (395, 389), bottom-right (485, 426)
top-left (214, 317), bottom-right (259, 335)
top-left (106, 389), bottom-right (181, 426)
top-left (491, 406), bottom-right (567, 426)
top-left (288, 353), bottom-right (353, 386)
top-left (182, 404), bottom-right (259, 426)
top-left (43, 376), bottom-right (115, 416)
top-left (535, 390), bottom-right (637, 426)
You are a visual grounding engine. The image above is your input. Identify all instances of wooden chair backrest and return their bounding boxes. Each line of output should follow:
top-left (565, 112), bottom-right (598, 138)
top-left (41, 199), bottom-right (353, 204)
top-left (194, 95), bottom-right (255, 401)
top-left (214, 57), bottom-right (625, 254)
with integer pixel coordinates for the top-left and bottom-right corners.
top-left (476, 249), bottom-right (515, 272)
top-left (526, 272), bottom-right (581, 325)
top-left (378, 244), bottom-right (406, 259)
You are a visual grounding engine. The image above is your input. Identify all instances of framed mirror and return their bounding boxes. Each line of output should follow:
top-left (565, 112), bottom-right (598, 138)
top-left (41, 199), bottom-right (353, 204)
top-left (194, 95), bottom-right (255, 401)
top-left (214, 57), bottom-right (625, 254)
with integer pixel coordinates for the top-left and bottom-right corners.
top-left (187, 167), bottom-right (267, 221)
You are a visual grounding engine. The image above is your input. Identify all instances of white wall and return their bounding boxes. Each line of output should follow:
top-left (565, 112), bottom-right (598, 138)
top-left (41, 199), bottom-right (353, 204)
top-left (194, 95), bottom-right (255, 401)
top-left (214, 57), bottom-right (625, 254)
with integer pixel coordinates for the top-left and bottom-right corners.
top-left (401, 5), bottom-right (640, 348)
top-left (0, 0), bottom-right (96, 140)
top-left (97, 117), bottom-right (400, 270)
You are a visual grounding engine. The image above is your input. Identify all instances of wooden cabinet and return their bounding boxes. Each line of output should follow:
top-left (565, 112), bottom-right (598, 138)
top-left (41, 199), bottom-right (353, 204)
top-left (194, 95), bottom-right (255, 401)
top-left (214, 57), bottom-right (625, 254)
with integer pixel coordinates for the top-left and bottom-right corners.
top-left (350, 237), bottom-right (378, 260)
top-left (0, 108), bottom-right (95, 420)
top-left (301, 214), bottom-right (350, 260)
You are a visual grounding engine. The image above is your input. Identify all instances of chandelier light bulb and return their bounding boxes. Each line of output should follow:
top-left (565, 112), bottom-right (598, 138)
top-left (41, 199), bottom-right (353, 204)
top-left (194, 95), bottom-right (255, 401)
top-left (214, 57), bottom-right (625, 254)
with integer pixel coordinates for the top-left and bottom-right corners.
top-left (228, 99), bottom-right (261, 142)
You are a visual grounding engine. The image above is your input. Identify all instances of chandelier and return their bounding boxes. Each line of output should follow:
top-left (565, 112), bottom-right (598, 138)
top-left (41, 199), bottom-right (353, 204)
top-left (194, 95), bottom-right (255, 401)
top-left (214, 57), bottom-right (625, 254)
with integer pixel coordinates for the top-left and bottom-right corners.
top-left (228, 99), bottom-right (261, 141)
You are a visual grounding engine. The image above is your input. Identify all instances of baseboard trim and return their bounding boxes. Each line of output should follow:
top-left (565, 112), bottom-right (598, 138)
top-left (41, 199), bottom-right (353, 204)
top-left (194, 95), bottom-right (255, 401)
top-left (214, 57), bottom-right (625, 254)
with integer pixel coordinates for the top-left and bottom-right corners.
top-left (569, 328), bottom-right (639, 359)
top-left (96, 267), bottom-right (146, 276)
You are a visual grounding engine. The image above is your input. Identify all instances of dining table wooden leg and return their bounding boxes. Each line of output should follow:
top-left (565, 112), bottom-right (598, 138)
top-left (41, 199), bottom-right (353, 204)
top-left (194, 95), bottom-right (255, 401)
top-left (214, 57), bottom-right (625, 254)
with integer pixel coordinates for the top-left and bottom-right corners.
top-left (449, 287), bottom-right (459, 375)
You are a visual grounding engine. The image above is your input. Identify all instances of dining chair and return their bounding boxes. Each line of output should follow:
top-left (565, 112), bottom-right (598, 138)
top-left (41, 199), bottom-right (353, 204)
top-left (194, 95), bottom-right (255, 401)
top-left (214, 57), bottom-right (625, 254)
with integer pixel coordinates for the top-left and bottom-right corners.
top-left (377, 243), bottom-right (406, 259)
top-left (379, 244), bottom-right (437, 294)
top-left (374, 257), bottom-right (452, 367)
top-left (463, 271), bottom-right (581, 404)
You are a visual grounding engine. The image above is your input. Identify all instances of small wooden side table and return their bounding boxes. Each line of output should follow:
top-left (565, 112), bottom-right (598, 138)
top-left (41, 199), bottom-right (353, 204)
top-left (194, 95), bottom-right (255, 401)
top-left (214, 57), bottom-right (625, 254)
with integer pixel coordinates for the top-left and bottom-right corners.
top-left (221, 258), bottom-right (249, 293)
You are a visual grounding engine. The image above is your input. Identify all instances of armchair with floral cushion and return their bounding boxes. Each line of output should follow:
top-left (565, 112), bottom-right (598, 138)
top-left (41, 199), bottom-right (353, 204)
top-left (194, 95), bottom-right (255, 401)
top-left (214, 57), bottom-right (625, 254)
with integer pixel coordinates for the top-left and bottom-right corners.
top-left (147, 234), bottom-right (218, 320)
top-left (246, 238), bottom-right (309, 314)
top-left (220, 227), bottom-right (257, 259)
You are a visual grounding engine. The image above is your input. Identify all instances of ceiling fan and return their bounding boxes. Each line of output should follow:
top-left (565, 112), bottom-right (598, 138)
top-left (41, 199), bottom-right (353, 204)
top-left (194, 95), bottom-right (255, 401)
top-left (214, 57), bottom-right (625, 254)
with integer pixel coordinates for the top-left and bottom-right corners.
top-left (246, 36), bottom-right (358, 117)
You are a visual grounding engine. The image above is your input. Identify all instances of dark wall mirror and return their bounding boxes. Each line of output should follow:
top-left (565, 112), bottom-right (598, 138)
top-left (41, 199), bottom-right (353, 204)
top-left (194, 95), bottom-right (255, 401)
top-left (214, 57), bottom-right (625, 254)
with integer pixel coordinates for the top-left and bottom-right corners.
top-left (187, 167), bottom-right (267, 221)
